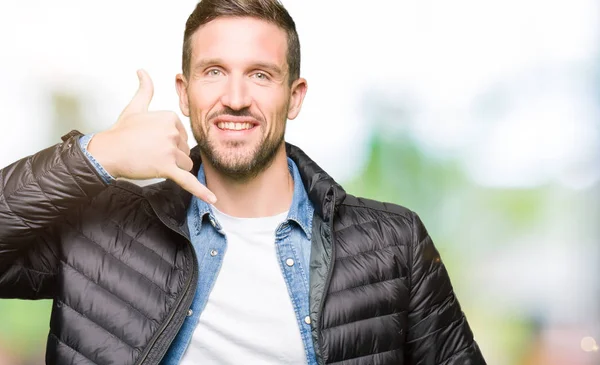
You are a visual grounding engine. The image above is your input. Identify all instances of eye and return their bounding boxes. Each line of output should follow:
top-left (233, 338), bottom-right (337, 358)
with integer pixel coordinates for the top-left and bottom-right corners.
top-left (253, 72), bottom-right (269, 80)
top-left (206, 69), bottom-right (222, 77)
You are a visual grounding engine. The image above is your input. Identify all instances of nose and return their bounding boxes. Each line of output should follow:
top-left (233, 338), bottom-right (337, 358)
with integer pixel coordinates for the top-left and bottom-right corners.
top-left (220, 74), bottom-right (252, 110)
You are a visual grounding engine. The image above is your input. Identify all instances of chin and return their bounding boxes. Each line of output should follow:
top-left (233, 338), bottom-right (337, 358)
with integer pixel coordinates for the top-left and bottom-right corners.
top-left (216, 144), bottom-right (254, 159)
top-left (212, 147), bottom-right (256, 166)
top-left (218, 154), bottom-right (255, 169)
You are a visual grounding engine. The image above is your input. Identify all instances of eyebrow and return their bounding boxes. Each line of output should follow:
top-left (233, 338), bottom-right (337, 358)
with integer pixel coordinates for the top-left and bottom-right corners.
top-left (194, 58), bottom-right (284, 76)
top-left (251, 62), bottom-right (284, 76)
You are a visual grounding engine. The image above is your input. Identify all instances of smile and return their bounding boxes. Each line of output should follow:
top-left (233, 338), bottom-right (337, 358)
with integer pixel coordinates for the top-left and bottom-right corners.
top-left (216, 122), bottom-right (255, 131)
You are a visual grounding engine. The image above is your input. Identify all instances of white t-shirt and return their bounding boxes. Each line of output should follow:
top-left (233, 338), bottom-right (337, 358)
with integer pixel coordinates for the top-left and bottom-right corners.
top-left (179, 207), bottom-right (307, 365)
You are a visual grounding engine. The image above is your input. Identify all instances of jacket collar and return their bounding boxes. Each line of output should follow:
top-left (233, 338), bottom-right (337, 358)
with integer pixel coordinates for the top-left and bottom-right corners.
top-left (285, 143), bottom-right (346, 223)
top-left (142, 142), bottom-right (346, 231)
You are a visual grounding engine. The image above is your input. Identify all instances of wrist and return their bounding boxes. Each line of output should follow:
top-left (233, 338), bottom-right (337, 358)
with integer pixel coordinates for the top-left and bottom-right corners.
top-left (87, 131), bottom-right (121, 178)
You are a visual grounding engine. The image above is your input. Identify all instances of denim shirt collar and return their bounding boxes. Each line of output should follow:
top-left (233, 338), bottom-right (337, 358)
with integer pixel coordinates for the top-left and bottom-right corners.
top-left (191, 158), bottom-right (313, 238)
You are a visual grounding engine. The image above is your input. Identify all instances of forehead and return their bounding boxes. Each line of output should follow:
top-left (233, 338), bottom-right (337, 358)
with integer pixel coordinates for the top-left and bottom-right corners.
top-left (190, 16), bottom-right (288, 69)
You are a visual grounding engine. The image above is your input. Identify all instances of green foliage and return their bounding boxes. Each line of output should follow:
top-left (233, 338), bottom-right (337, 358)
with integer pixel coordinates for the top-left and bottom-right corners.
top-left (0, 300), bottom-right (51, 357)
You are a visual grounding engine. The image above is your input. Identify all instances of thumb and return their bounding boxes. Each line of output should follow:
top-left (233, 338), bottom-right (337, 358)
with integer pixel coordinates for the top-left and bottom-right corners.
top-left (122, 69), bottom-right (154, 117)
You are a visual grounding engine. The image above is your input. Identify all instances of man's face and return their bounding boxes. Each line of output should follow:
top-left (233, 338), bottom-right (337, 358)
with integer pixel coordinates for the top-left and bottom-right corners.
top-left (176, 16), bottom-right (307, 181)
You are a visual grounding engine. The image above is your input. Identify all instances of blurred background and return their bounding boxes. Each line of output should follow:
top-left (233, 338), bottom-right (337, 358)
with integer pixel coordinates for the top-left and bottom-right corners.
top-left (0, 0), bottom-right (598, 364)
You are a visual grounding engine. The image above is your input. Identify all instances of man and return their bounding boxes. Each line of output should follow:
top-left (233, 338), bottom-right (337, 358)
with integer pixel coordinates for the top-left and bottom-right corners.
top-left (0, 0), bottom-right (486, 364)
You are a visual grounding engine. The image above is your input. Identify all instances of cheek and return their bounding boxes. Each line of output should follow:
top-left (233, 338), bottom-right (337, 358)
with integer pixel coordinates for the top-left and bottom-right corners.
top-left (254, 89), bottom-right (290, 129)
top-left (188, 85), bottom-right (222, 122)
top-left (275, 98), bottom-right (291, 127)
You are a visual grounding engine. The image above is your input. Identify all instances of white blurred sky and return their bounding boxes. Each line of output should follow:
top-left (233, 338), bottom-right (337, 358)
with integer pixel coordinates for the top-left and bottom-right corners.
top-left (0, 0), bottom-right (598, 187)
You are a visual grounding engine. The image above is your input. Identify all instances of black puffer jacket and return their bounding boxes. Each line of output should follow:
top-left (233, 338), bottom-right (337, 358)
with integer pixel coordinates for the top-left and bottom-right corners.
top-left (0, 130), bottom-right (485, 365)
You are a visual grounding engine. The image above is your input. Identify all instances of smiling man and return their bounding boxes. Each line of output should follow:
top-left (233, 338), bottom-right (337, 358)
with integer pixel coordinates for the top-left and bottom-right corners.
top-left (0, 1), bottom-right (485, 364)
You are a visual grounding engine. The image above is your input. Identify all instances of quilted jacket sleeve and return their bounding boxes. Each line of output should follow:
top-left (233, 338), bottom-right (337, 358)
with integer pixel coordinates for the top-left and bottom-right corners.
top-left (405, 212), bottom-right (486, 364)
top-left (0, 131), bottom-right (108, 299)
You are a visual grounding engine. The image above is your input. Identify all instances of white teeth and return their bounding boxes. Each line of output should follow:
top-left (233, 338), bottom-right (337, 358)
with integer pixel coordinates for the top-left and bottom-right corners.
top-left (217, 122), bottom-right (253, 130)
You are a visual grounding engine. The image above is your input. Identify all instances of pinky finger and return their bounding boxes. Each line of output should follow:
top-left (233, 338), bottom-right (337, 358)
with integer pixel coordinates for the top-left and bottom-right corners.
top-left (168, 166), bottom-right (217, 204)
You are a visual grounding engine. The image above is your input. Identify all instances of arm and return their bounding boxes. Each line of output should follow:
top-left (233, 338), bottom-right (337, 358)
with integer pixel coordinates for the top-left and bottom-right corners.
top-left (1, 69), bottom-right (217, 299)
top-left (405, 212), bottom-right (486, 365)
top-left (0, 131), bottom-right (108, 299)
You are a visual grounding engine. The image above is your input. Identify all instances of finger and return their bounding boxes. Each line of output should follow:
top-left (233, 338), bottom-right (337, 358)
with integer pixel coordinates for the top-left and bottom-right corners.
top-left (178, 139), bottom-right (191, 156)
top-left (174, 117), bottom-right (189, 143)
top-left (173, 118), bottom-right (190, 154)
top-left (167, 167), bottom-right (217, 204)
top-left (122, 69), bottom-right (154, 117)
top-left (175, 150), bottom-right (193, 171)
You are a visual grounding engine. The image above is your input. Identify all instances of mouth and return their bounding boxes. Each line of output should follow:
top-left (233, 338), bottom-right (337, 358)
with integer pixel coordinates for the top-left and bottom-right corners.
top-left (213, 116), bottom-right (260, 132)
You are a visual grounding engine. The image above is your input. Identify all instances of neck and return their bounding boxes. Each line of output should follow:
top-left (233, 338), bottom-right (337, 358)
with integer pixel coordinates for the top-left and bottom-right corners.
top-left (202, 144), bottom-right (294, 218)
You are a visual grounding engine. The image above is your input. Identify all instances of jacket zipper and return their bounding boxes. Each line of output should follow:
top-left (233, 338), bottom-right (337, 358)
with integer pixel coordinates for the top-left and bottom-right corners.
top-left (316, 190), bottom-right (337, 365)
top-left (135, 210), bottom-right (199, 365)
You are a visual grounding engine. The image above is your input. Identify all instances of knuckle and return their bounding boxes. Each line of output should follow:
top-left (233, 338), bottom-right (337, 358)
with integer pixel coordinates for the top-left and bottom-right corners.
top-left (169, 111), bottom-right (180, 123)
top-left (162, 126), bottom-right (178, 141)
top-left (154, 167), bottom-right (165, 179)
top-left (162, 146), bottom-right (177, 161)
top-left (168, 130), bottom-right (180, 142)
top-left (168, 145), bottom-right (179, 156)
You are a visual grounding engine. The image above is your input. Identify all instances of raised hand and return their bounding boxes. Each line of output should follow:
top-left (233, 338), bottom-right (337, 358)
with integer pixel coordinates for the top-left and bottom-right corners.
top-left (88, 70), bottom-right (217, 204)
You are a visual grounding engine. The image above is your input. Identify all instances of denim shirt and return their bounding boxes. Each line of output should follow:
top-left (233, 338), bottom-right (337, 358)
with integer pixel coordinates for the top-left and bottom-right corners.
top-left (79, 133), bottom-right (114, 184)
top-left (78, 136), bottom-right (318, 364)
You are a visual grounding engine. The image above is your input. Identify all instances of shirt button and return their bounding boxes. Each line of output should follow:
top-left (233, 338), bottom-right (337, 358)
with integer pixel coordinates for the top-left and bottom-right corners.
top-left (187, 309), bottom-right (193, 317)
top-left (286, 258), bottom-right (295, 267)
top-left (210, 249), bottom-right (218, 257)
top-left (304, 316), bottom-right (311, 325)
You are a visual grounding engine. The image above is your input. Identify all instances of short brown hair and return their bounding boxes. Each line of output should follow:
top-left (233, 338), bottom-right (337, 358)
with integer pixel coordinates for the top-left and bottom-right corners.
top-left (182, 0), bottom-right (300, 84)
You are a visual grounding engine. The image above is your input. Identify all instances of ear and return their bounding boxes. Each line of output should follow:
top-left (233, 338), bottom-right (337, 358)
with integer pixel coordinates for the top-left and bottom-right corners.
top-left (175, 73), bottom-right (190, 117)
top-left (287, 77), bottom-right (307, 120)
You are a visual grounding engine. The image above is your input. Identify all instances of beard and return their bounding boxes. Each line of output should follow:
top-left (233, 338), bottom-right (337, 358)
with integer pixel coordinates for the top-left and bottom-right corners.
top-left (192, 106), bottom-right (286, 182)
